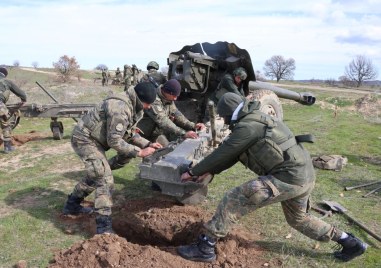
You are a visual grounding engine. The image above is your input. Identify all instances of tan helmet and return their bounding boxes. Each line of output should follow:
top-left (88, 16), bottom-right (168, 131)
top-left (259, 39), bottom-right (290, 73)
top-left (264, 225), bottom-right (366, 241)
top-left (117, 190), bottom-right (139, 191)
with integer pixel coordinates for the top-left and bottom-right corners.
top-left (147, 61), bottom-right (159, 71)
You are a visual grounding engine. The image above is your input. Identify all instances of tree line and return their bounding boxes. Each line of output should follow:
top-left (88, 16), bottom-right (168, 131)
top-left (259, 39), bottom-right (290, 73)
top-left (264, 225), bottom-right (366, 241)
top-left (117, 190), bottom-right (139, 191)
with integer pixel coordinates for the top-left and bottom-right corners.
top-left (8, 54), bottom-right (379, 88)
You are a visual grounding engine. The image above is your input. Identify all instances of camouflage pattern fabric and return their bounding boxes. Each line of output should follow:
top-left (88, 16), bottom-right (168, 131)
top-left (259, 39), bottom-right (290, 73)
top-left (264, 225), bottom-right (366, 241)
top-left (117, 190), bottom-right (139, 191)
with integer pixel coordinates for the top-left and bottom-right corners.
top-left (0, 79), bottom-right (27, 141)
top-left (101, 70), bottom-right (108, 86)
top-left (0, 102), bottom-right (11, 141)
top-left (140, 69), bottom-right (167, 86)
top-left (68, 89), bottom-right (150, 216)
top-left (0, 79), bottom-right (27, 104)
top-left (204, 176), bottom-right (341, 242)
top-left (137, 88), bottom-right (195, 142)
top-left (192, 99), bottom-right (342, 243)
top-left (71, 136), bottom-right (113, 216)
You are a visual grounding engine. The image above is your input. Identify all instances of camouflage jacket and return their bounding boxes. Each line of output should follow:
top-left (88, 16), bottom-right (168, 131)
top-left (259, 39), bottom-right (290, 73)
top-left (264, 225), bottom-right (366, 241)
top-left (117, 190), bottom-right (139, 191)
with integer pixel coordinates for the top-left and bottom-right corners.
top-left (192, 99), bottom-right (315, 186)
top-left (212, 73), bottom-right (245, 102)
top-left (137, 87), bottom-right (195, 140)
top-left (140, 69), bottom-right (167, 86)
top-left (73, 87), bottom-right (150, 157)
top-left (0, 78), bottom-right (27, 103)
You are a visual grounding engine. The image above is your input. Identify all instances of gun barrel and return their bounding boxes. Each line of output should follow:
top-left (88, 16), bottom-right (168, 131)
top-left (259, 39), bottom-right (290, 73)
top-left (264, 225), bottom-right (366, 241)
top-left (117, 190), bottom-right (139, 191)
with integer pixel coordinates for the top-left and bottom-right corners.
top-left (249, 81), bottom-right (316, 105)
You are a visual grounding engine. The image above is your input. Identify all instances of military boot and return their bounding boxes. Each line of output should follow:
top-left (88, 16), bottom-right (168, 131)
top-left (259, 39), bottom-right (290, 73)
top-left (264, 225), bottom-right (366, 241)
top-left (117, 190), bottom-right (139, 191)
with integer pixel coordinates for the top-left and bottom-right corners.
top-left (95, 215), bottom-right (114, 234)
top-left (63, 194), bottom-right (93, 215)
top-left (3, 140), bottom-right (15, 154)
top-left (177, 234), bottom-right (216, 262)
top-left (334, 233), bottom-right (367, 262)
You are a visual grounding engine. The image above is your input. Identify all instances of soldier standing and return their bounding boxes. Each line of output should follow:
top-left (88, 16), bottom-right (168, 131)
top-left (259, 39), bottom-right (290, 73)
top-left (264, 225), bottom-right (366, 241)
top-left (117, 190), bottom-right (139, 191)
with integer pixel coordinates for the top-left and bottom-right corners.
top-left (101, 69), bottom-right (108, 86)
top-left (137, 79), bottom-right (205, 146)
top-left (140, 61), bottom-right (167, 86)
top-left (131, 64), bottom-right (139, 86)
top-left (0, 67), bottom-right (27, 153)
top-left (123, 64), bottom-right (133, 91)
top-left (62, 82), bottom-right (162, 234)
top-left (177, 93), bottom-right (367, 263)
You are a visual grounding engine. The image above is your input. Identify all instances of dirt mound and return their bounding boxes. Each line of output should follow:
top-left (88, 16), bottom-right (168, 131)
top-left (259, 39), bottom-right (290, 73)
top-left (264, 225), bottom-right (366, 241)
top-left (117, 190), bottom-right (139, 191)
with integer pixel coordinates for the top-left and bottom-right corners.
top-left (0, 131), bottom-right (49, 146)
top-left (50, 197), bottom-right (265, 268)
top-left (355, 94), bottom-right (381, 122)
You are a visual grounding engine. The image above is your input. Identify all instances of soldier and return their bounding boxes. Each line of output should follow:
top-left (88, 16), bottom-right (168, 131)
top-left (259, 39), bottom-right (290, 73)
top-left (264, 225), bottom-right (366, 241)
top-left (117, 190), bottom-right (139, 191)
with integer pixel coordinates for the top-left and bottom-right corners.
top-left (0, 67), bottom-right (27, 153)
top-left (101, 69), bottom-right (108, 86)
top-left (131, 64), bottom-right (139, 86)
top-left (211, 67), bottom-right (248, 103)
top-left (140, 61), bottom-right (167, 86)
top-left (137, 79), bottom-right (205, 146)
top-left (115, 67), bottom-right (121, 79)
top-left (123, 64), bottom-right (133, 91)
top-left (177, 92), bottom-right (367, 263)
top-left (62, 82), bottom-right (162, 234)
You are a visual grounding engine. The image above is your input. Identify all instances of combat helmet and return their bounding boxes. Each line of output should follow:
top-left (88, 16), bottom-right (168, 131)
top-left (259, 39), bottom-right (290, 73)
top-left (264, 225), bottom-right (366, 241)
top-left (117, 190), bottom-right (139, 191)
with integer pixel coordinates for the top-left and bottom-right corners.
top-left (233, 67), bottom-right (247, 80)
top-left (147, 61), bottom-right (159, 71)
top-left (0, 67), bottom-right (8, 78)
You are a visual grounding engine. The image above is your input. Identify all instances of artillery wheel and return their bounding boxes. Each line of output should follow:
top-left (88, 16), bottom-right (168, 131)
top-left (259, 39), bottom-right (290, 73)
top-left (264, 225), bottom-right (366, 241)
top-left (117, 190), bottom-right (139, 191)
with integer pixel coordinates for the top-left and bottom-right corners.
top-left (251, 89), bottom-right (283, 121)
top-left (52, 127), bottom-right (63, 140)
top-left (177, 186), bottom-right (208, 205)
top-left (50, 121), bottom-right (64, 140)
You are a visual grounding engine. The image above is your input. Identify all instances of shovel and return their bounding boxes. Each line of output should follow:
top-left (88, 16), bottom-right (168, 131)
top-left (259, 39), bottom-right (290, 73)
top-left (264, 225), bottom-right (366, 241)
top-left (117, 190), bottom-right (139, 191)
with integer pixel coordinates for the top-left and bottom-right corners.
top-left (322, 200), bottom-right (381, 242)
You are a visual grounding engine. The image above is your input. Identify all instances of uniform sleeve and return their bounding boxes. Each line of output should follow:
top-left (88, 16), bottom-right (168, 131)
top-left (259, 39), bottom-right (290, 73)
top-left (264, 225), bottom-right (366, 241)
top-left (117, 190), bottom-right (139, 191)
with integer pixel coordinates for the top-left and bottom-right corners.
top-left (8, 80), bottom-right (27, 101)
top-left (220, 75), bottom-right (245, 98)
top-left (129, 133), bottom-right (151, 148)
top-left (191, 122), bottom-right (256, 175)
top-left (145, 99), bottom-right (186, 137)
top-left (106, 100), bottom-right (140, 157)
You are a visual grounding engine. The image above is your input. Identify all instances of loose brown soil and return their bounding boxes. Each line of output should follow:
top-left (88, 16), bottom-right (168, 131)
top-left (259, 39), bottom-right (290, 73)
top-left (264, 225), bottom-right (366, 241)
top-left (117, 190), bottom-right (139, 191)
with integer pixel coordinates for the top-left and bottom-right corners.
top-left (49, 197), bottom-right (266, 268)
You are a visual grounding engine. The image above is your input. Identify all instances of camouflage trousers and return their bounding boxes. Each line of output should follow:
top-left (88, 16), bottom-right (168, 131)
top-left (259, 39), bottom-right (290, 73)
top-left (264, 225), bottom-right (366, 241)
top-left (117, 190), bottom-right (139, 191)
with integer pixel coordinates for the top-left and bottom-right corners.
top-left (70, 134), bottom-right (114, 216)
top-left (204, 175), bottom-right (342, 242)
top-left (0, 102), bottom-right (12, 141)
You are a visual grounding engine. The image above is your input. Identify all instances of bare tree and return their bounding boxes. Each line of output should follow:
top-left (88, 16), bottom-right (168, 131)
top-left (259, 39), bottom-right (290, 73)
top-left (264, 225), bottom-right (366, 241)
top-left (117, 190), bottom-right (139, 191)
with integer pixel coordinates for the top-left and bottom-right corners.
top-left (263, 55), bottom-right (295, 82)
top-left (31, 61), bottom-right (39, 69)
top-left (345, 55), bottom-right (378, 87)
top-left (53, 55), bottom-right (80, 82)
top-left (13, 60), bottom-right (20, 67)
top-left (95, 64), bottom-right (108, 71)
top-left (255, 70), bottom-right (266, 81)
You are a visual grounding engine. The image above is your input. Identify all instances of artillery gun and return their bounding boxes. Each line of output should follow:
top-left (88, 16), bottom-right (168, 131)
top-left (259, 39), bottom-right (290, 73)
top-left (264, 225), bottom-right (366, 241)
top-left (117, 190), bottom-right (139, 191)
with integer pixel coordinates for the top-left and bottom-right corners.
top-left (167, 41), bottom-right (316, 122)
top-left (7, 82), bottom-right (96, 140)
top-left (139, 102), bottom-right (228, 204)
top-left (138, 42), bottom-right (317, 204)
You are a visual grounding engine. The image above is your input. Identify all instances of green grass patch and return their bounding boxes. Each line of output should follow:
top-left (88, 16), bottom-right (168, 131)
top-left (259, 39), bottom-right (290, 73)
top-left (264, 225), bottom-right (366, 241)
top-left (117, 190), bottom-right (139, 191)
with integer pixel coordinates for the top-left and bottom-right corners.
top-left (0, 72), bottom-right (380, 267)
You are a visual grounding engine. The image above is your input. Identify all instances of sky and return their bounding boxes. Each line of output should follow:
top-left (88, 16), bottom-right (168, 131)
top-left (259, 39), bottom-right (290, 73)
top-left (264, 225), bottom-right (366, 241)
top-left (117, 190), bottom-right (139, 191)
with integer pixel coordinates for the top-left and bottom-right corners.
top-left (1, 0), bottom-right (380, 80)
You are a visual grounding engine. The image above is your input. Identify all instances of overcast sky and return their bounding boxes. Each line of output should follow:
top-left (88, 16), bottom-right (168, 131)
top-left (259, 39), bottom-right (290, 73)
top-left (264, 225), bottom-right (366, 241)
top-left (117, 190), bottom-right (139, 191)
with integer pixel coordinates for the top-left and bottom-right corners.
top-left (1, 0), bottom-right (380, 80)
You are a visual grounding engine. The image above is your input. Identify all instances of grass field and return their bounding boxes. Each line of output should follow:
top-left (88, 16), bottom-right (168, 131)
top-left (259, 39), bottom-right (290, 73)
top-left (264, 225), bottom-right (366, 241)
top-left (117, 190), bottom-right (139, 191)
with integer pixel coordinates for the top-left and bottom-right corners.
top-left (0, 69), bottom-right (380, 267)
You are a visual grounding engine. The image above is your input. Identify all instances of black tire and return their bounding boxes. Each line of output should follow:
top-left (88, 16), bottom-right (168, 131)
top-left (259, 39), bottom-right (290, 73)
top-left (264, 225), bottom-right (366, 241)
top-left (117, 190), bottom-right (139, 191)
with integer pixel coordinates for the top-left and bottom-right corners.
top-left (52, 127), bottom-right (63, 140)
top-left (251, 89), bottom-right (283, 121)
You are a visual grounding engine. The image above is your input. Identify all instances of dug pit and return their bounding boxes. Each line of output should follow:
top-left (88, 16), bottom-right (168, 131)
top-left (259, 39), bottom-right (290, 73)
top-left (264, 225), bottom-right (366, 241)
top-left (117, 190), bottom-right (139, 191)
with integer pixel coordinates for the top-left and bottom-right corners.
top-left (50, 196), bottom-right (266, 268)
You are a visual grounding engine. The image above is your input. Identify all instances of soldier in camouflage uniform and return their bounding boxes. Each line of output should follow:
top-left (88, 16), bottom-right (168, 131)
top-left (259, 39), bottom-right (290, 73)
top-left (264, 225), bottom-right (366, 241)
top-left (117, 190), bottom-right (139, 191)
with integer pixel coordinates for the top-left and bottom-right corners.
top-left (137, 79), bottom-right (205, 146)
top-left (211, 67), bottom-right (248, 103)
top-left (131, 64), bottom-right (139, 86)
top-left (123, 64), bottom-right (133, 91)
top-left (101, 69), bottom-right (108, 86)
top-left (0, 67), bottom-right (27, 153)
top-left (63, 82), bottom-right (162, 234)
top-left (177, 93), bottom-right (367, 263)
top-left (140, 61), bottom-right (167, 86)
